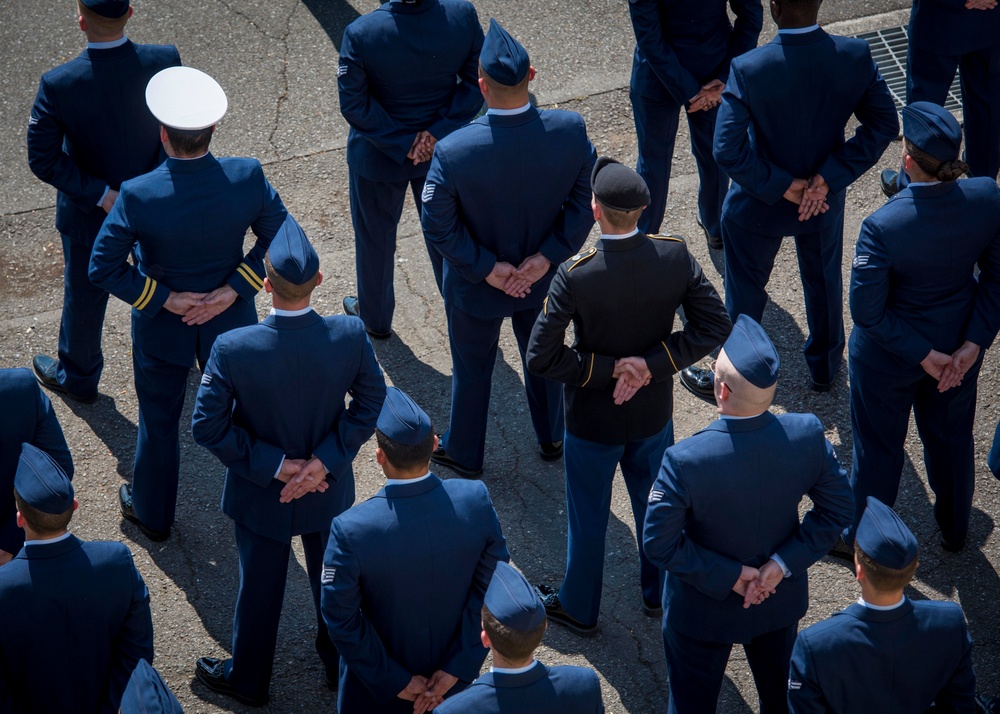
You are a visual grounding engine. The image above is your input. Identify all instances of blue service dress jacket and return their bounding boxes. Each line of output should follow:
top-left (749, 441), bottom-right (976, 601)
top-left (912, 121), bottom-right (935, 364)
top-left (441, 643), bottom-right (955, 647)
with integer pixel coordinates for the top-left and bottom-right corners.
top-left (26, 40), bottom-right (181, 243)
top-left (714, 27), bottom-right (898, 236)
top-left (643, 412), bottom-right (854, 643)
top-left (421, 106), bottom-right (597, 319)
top-left (910, 0), bottom-right (1000, 56)
top-left (89, 153), bottom-right (288, 365)
top-left (434, 661), bottom-right (605, 714)
top-left (0, 369), bottom-right (73, 556)
top-left (321, 474), bottom-right (509, 713)
top-left (788, 599), bottom-right (976, 713)
top-left (339, 0), bottom-right (484, 183)
top-left (191, 311), bottom-right (386, 541)
top-left (0, 535), bottom-right (154, 713)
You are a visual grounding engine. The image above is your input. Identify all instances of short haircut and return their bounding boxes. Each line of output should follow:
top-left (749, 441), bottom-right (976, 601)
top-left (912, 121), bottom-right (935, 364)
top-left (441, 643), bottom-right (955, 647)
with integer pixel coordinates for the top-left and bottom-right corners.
top-left (14, 489), bottom-right (73, 536)
top-left (903, 138), bottom-right (968, 182)
top-left (375, 427), bottom-right (436, 472)
top-left (596, 200), bottom-right (643, 230)
top-left (77, 1), bottom-right (129, 39)
top-left (482, 604), bottom-right (546, 661)
top-left (478, 63), bottom-right (530, 101)
top-left (164, 126), bottom-right (214, 157)
top-left (855, 542), bottom-right (918, 592)
top-left (264, 253), bottom-right (320, 300)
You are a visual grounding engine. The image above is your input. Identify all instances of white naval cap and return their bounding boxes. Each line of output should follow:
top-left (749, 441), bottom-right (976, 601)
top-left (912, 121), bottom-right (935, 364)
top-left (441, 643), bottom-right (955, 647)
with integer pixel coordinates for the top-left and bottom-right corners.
top-left (145, 67), bottom-right (228, 131)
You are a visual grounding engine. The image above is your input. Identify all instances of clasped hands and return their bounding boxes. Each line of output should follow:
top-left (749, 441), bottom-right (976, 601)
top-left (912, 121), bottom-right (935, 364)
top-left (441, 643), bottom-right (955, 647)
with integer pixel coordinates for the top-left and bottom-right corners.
top-left (733, 560), bottom-right (784, 609)
top-left (966, 0), bottom-right (996, 9)
top-left (784, 174), bottom-right (830, 222)
top-left (921, 340), bottom-right (980, 393)
top-left (398, 670), bottom-right (458, 714)
top-left (485, 254), bottom-right (551, 297)
top-left (407, 130), bottom-right (437, 165)
top-left (612, 357), bottom-right (651, 405)
top-left (164, 285), bottom-right (238, 325)
top-left (688, 80), bottom-right (725, 114)
top-left (276, 456), bottom-right (329, 503)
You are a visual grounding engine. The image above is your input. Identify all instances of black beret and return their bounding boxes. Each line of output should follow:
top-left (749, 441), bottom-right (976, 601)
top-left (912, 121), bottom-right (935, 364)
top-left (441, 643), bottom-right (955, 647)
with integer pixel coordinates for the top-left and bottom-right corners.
top-left (591, 156), bottom-right (649, 212)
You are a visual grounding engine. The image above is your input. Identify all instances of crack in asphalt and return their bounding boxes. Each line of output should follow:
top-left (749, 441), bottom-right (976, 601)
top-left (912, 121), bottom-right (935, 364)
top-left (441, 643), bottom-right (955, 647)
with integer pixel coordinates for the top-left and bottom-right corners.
top-left (266, 2), bottom-right (298, 155)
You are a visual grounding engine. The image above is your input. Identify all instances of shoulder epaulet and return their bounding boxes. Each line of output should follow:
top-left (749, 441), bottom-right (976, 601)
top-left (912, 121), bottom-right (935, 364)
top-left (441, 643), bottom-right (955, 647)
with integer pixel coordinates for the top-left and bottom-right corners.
top-left (565, 246), bottom-right (597, 271)
top-left (648, 233), bottom-right (685, 243)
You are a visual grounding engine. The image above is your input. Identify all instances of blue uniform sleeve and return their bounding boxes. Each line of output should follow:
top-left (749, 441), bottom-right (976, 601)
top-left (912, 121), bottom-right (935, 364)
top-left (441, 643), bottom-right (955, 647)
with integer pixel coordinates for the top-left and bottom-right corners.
top-left (190, 340), bottom-right (286, 488)
top-left (713, 63), bottom-right (796, 205)
top-left (772, 434), bottom-right (853, 576)
top-left (642, 450), bottom-right (744, 601)
top-left (89, 188), bottom-right (171, 316)
top-left (441, 485), bottom-right (510, 682)
top-left (849, 217), bottom-right (935, 364)
top-left (787, 632), bottom-right (828, 714)
top-left (816, 56), bottom-right (898, 194)
top-left (338, 27), bottom-right (419, 166)
top-left (311, 328), bottom-right (386, 480)
top-left (225, 167), bottom-right (288, 302)
top-left (964, 201), bottom-right (1000, 349)
top-left (26, 75), bottom-right (106, 211)
top-left (628, 0), bottom-right (702, 104)
top-left (426, 11), bottom-right (485, 141)
top-left (322, 519), bottom-right (413, 704)
top-left (719, 0), bottom-right (764, 83)
top-left (934, 618), bottom-right (976, 713)
top-left (421, 148), bottom-right (498, 283)
top-left (537, 130), bottom-right (597, 266)
top-left (32, 385), bottom-right (74, 481)
top-left (106, 551), bottom-right (155, 710)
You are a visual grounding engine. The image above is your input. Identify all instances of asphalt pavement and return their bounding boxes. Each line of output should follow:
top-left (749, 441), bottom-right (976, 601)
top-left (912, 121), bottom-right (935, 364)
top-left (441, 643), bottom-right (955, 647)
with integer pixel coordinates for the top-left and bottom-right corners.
top-left (7, 1), bottom-right (1000, 713)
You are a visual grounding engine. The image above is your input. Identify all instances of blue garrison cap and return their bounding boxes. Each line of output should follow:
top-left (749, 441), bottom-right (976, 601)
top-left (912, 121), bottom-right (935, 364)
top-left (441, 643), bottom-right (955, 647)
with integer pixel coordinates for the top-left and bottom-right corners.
top-left (120, 660), bottom-right (183, 714)
top-left (377, 387), bottom-right (431, 446)
top-left (484, 562), bottom-right (546, 631)
top-left (722, 315), bottom-right (779, 388)
top-left (14, 444), bottom-right (74, 515)
top-left (902, 101), bottom-right (962, 162)
top-left (82, 0), bottom-right (129, 18)
top-left (481, 19), bottom-right (529, 86)
top-left (856, 497), bottom-right (918, 570)
top-left (269, 216), bottom-right (319, 285)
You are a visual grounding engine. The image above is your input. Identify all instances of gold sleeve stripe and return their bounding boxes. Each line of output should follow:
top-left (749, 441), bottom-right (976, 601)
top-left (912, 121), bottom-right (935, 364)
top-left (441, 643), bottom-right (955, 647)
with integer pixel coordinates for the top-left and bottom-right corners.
top-left (236, 263), bottom-right (264, 291)
top-left (132, 277), bottom-right (157, 310)
top-left (661, 341), bottom-right (679, 373)
top-left (580, 352), bottom-right (595, 387)
top-left (543, 296), bottom-right (548, 316)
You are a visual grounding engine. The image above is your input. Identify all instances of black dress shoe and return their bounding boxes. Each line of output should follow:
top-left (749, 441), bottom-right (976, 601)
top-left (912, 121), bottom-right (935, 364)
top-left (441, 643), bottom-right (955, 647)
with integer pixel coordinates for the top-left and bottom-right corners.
top-left (342, 296), bottom-right (391, 339)
top-left (941, 538), bottom-right (966, 553)
top-left (32, 354), bottom-right (98, 404)
top-left (119, 485), bottom-right (170, 542)
top-left (535, 584), bottom-right (598, 637)
top-left (430, 441), bottom-right (483, 478)
top-left (879, 169), bottom-right (900, 198)
top-left (195, 657), bottom-right (269, 707)
top-left (326, 672), bottom-right (339, 692)
top-left (810, 379), bottom-right (835, 393)
top-left (678, 365), bottom-right (715, 404)
top-left (827, 536), bottom-right (854, 562)
top-left (641, 598), bottom-right (663, 618)
top-left (697, 217), bottom-right (724, 251)
top-left (538, 441), bottom-right (563, 461)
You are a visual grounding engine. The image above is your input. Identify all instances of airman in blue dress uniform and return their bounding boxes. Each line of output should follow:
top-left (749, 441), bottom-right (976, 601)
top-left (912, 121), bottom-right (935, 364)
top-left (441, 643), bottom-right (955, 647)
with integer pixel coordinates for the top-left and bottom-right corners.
top-left (89, 67), bottom-right (289, 541)
top-left (338, 0), bottom-right (485, 338)
top-left (643, 316), bottom-right (853, 714)
top-left (0, 443), bottom-right (154, 712)
top-left (27, 0), bottom-right (180, 404)
top-left (435, 562), bottom-right (605, 714)
top-left (841, 102), bottom-right (1000, 555)
top-left (714, 0), bottom-right (898, 391)
top-left (421, 19), bottom-right (597, 476)
top-left (191, 217), bottom-right (386, 707)
top-left (788, 498), bottom-right (976, 713)
top-left (321, 388), bottom-right (509, 713)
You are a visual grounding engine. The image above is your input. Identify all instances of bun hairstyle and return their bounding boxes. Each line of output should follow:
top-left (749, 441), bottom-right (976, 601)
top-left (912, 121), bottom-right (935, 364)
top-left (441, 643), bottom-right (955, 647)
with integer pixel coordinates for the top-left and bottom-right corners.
top-left (903, 138), bottom-right (969, 182)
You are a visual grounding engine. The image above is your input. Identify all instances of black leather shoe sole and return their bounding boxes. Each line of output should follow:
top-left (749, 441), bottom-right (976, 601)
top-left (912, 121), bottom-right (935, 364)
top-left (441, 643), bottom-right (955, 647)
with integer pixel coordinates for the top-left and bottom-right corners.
top-left (678, 366), bottom-right (715, 404)
top-left (430, 442), bottom-right (483, 478)
top-left (343, 296), bottom-right (391, 339)
top-left (195, 657), bottom-right (269, 707)
top-left (32, 355), bottom-right (98, 404)
top-left (827, 536), bottom-right (854, 562)
top-left (879, 169), bottom-right (900, 199)
top-left (538, 441), bottom-right (563, 461)
top-left (941, 538), bottom-right (966, 553)
top-left (535, 584), bottom-right (599, 637)
top-left (641, 599), bottom-right (663, 618)
top-left (119, 485), bottom-right (170, 542)
top-left (697, 217), bottom-right (724, 251)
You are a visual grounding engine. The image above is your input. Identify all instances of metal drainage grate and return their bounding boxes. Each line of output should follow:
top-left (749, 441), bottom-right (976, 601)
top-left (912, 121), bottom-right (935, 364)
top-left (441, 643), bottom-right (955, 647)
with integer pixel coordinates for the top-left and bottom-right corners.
top-left (856, 26), bottom-right (963, 116)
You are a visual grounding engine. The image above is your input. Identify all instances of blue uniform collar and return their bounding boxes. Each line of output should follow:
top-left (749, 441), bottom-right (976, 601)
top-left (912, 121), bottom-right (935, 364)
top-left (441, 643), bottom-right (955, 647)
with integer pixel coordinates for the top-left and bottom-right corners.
top-left (262, 310), bottom-right (322, 329)
top-left (773, 27), bottom-right (825, 45)
top-left (379, 473), bottom-right (442, 498)
top-left (164, 152), bottom-right (216, 172)
top-left (486, 103), bottom-right (532, 117)
top-left (702, 411), bottom-right (775, 433)
top-left (88, 35), bottom-right (129, 49)
top-left (896, 181), bottom-right (957, 200)
top-left (778, 24), bottom-right (820, 35)
top-left (478, 105), bottom-right (539, 128)
top-left (18, 534), bottom-right (83, 560)
top-left (484, 662), bottom-right (549, 687)
top-left (387, 0), bottom-right (437, 14)
top-left (841, 598), bottom-right (914, 623)
top-left (270, 306), bottom-right (314, 317)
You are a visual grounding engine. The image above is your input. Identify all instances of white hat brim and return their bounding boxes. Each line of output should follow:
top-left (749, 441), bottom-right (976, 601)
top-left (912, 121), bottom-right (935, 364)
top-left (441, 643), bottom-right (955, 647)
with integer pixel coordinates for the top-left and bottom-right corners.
top-left (146, 66), bottom-right (228, 131)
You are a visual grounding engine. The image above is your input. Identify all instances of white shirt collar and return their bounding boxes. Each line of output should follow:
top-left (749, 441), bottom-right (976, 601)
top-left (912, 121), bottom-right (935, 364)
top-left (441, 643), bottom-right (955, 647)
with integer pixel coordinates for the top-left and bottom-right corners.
top-left (385, 472), bottom-right (432, 487)
top-left (491, 660), bottom-right (539, 675)
top-left (24, 532), bottom-right (73, 546)
top-left (487, 102), bottom-right (532, 117)
top-left (906, 180), bottom-right (942, 187)
top-left (169, 152), bottom-right (209, 161)
top-left (601, 228), bottom-right (640, 241)
top-left (858, 595), bottom-right (906, 611)
top-left (721, 412), bottom-right (765, 420)
top-left (779, 25), bottom-right (820, 35)
top-left (270, 306), bottom-right (314, 317)
top-left (88, 35), bottom-right (129, 49)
